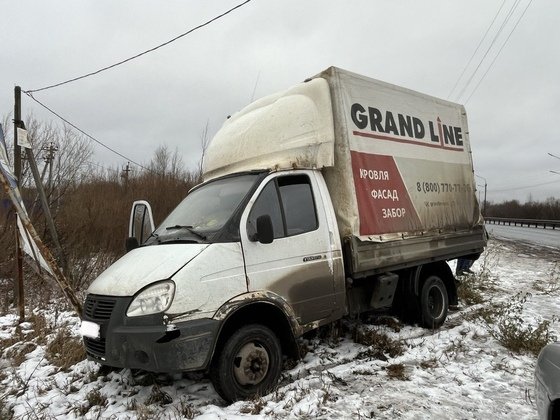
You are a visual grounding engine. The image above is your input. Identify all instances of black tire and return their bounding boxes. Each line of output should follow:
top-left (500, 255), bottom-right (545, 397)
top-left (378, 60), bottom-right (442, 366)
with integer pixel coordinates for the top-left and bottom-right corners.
top-left (419, 275), bottom-right (448, 329)
top-left (210, 324), bottom-right (282, 403)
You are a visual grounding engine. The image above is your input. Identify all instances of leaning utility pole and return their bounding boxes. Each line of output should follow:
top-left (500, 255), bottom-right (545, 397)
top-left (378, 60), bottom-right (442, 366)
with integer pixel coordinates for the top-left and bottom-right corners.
top-left (0, 169), bottom-right (82, 316)
top-left (14, 86), bottom-right (24, 322)
top-left (24, 133), bottom-right (67, 271)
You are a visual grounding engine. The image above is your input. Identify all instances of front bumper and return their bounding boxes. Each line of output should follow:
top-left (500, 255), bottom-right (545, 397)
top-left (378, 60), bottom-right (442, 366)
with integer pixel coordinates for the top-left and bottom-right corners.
top-left (82, 294), bottom-right (219, 373)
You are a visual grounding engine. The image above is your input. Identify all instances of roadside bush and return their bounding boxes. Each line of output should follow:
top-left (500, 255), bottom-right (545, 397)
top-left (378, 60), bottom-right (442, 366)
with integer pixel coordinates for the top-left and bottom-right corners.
top-left (457, 246), bottom-right (502, 306)
top-left (479, 292), bottom-right (557, 357)
top-left (457, 275), bottom-right (485, 306)
top-left (533, 262), bottom-right (560, 295)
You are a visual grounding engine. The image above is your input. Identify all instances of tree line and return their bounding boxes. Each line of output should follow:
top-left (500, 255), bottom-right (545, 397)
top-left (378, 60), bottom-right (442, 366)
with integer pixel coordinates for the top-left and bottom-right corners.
top-left (485, 198), bottom-right (560, 220)
top-left (1, 116), bottom-right (201, 309)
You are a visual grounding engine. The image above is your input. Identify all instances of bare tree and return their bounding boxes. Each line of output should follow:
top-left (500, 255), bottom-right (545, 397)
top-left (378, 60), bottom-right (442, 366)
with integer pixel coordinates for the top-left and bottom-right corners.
top-left (148, 144), bottom-right (186, 180)
top-left (5, 116), bottom-right (94, 209)
top-left (198, 120), bottom-right (210, 176)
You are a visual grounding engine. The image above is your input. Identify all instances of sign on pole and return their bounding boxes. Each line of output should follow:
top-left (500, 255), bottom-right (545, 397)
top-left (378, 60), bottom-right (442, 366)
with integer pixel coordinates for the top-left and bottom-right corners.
top-left (16, 127), bottom-right (31, 149)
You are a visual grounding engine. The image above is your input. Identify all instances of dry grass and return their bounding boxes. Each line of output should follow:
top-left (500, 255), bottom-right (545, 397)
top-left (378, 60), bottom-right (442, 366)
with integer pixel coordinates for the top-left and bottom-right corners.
top-left (0, 395), bottom-right (14, 420)
top-left (240, 396), bottom-right (266, 415)
top-left (145, 384), bottom-right (173, 406)
top-left (420, 358), bottom-right (438, 369)
top-left (76, 389), bottom-right (108, 416)
top-left (6, 342), bottom-right (37, 366)
top-left (354, 327), bottom-right (404, 361)
top-left (386, 363), bottom-right (409, 380)
top-left (45, 327), bottom-right (86, 371)
top-left (369, 316), bottom-right (402, 333)
top-left (2, 313), bottom-right (53, 366)
top-left (174, 398), bottom-right (198, 419)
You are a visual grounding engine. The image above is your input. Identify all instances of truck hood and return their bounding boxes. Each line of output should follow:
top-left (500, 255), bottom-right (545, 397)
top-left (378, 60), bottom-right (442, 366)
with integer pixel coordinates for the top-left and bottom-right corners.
top-left (87, 244), bottom-right (208, 296)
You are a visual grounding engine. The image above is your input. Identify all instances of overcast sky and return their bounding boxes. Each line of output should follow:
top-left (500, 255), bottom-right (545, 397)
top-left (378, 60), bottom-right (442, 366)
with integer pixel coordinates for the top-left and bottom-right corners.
top-left (2, 0), bottom-right (559, 203)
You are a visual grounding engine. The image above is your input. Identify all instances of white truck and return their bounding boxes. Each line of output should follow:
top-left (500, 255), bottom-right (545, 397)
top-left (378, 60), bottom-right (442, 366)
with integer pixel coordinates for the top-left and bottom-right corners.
top-left (80, 67), bottom-right (486, 402)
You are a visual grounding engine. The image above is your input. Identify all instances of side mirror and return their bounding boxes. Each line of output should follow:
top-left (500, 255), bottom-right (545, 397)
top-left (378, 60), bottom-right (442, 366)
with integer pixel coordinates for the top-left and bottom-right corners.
top-left (128, 200), bottom-right (155, 246)
top-left (125, 237), bottom-right (139, 253)
top-left (256, 215), bottom-right (274, 244)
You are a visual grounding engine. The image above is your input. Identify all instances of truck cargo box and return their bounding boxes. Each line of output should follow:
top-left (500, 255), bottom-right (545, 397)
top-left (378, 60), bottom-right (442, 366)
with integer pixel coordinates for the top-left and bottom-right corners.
top-left (203, 67), bottom-right (486, 275)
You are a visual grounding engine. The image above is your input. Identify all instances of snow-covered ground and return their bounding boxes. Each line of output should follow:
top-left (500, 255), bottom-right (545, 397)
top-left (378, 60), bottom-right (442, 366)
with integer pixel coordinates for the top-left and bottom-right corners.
top-left (1, 237), bottom-right (558, 419)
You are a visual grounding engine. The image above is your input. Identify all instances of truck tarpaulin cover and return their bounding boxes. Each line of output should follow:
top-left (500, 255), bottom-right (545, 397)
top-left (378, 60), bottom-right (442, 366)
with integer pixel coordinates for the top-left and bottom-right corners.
top-left (320, 67), bottom-right (482, 241)
top-left (202, 67), bottom-right (483, 242)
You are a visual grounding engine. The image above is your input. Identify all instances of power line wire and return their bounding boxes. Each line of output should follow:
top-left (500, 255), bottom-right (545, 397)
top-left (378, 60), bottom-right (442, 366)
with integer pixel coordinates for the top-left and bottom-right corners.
top-left (447, 0), bottom-right (507, 99)
top-left (490, 177), bottom-right (560, 193)
top-left (465, 0), bottom-right (534, 103)
top-left (81, 160), bottom-right (117, 172)
top-left (24, 0), bottom-right (253, 94)
top-left (455, 0), bottom-right (523, 102)
top-left (24, 91), bottom-right (153, 172)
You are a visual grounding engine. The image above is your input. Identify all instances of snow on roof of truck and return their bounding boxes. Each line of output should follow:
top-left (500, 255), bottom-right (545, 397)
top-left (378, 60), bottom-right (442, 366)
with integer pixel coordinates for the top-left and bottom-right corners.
top-left (202, 76), bottom-right (335, 181)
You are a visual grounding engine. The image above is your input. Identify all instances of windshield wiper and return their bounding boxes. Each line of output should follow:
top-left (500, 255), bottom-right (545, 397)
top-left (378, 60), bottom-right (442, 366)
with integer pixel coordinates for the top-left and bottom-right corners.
top-left (165, 225), bottom-right (207, 241)
top-left (145, 231), bottom-right (159, 242)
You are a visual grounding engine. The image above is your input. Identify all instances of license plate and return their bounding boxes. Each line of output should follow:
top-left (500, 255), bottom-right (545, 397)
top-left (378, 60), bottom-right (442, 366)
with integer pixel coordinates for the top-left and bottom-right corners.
top-left (80, 320), bottom-right (100, 339)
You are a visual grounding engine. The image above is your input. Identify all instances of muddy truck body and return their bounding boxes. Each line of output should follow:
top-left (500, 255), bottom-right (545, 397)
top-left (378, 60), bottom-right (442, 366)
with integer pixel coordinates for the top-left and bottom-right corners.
top-left (80, 67), bottom-right (486, 402)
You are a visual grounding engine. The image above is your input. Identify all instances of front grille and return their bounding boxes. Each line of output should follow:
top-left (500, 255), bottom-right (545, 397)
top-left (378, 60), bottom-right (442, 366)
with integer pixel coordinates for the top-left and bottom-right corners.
top-left (83, 294), bottom-right (118, 359)
top-left (84, 295), bottom-right (116, 320)
top-left (84, 337), bottom-right (106, 359)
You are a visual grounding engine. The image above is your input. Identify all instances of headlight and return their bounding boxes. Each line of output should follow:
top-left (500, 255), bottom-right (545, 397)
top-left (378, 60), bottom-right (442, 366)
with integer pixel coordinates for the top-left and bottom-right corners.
top-left (127, 281), bottom-right (175, 317)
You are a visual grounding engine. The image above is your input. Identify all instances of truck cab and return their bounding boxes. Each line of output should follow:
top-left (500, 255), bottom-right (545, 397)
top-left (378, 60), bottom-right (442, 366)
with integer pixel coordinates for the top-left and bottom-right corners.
top-left (82, 168), bottom-right (346, 402)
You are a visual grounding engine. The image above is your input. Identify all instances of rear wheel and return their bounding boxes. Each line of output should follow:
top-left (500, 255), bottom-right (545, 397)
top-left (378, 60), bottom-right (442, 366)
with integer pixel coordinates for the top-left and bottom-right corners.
top-left (419, 275), bottom-right (448, 329)
top-left (210, 324), bottom-right (282, 403)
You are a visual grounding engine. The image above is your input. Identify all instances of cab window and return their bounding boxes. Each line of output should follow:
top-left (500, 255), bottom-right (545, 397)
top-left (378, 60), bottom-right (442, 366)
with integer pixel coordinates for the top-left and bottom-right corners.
top-left (248, 174), bottom-right (318, 239)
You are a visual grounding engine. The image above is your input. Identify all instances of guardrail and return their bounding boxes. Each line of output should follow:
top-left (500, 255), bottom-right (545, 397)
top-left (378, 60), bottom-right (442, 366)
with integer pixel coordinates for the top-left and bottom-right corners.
top-left (485, 217), bottom-right (560, 230)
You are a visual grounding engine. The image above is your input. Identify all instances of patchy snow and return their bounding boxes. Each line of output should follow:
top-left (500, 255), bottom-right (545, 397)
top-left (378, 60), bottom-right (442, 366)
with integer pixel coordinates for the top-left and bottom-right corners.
top-left (1, 238), bottom-right (558, 419)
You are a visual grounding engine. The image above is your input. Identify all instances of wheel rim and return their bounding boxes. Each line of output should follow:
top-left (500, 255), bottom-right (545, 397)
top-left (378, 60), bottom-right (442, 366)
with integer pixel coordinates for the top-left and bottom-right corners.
top-left (427, 284), bottom-right (444, 319)
top-left (233, 341), bottom-right (270, 386)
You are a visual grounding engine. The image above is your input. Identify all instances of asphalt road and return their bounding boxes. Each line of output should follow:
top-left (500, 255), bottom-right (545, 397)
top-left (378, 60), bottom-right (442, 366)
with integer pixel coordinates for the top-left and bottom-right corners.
top-left (485, 222), bottom-right (560, 249)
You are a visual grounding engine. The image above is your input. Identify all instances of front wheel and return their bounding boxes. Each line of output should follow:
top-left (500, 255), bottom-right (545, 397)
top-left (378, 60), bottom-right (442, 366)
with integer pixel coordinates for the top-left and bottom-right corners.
top-left (210, 324), bottom-right (282, 403)
top-left (419, 275), bottom-right (448, 329)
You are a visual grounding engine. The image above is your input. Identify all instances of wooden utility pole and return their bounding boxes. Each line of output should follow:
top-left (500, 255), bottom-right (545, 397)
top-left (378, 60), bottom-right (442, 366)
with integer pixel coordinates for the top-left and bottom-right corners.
top-left (14, 86), bottom-right (24, 322)
top-left (121, 161), bottom-right (130, 191)
top-left (46, 143), bottom-right (57, 192)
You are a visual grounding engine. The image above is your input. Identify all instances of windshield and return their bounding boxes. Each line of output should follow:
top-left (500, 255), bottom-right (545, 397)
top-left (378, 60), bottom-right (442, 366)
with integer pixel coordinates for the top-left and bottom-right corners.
top-left (151, 174), bottom-right (259, 243)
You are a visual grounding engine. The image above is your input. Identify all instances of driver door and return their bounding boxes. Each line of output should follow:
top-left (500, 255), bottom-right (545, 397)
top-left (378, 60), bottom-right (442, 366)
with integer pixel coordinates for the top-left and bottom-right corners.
top-left (240, 172), bottom-right (336, 325)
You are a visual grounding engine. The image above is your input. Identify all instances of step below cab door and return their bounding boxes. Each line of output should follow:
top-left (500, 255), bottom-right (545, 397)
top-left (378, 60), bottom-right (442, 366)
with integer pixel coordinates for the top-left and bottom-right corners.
top-left (240, 171), bottom-right (339, 325)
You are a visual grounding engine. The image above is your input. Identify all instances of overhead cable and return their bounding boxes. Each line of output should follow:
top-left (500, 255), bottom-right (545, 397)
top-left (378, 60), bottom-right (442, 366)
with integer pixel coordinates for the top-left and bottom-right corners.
top-left (490, 177), bottom-right (560, 193)
top-left (24, 92), bottom-right (153, 172)
top-left (465, 0), bottom-right (534, 103)
top-left (24, 0), bottom-right (253, 94)
top-left (447, 0), bottom-right (507, 99)
top-left (455, 0), bottom-right (523, 102)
